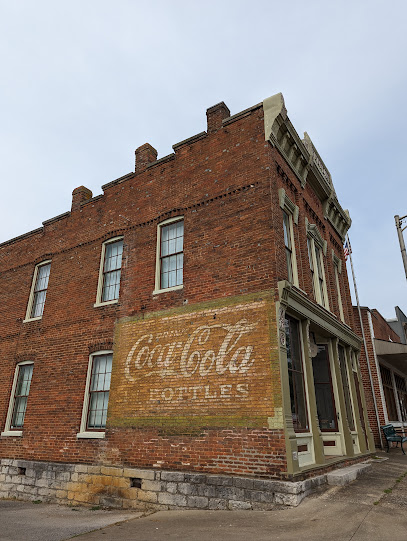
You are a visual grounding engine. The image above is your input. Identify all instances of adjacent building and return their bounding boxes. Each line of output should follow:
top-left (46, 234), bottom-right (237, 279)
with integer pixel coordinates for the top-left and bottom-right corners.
top-left (355, 306), bottom-right (407, 446)
top-left (0, 93), bottom-right (374, 509)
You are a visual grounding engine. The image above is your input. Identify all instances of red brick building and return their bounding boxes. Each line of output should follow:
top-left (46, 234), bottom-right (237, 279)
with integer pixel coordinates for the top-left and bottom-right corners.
top-left (0, 93), bottom-right (374, 509)
top-left (354, 306), bottom-right (407, 447)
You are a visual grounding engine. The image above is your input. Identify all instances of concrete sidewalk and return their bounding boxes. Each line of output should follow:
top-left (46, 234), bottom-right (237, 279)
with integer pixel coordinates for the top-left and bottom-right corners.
top-left (73, 452), bottom-right (407, 541)
top-left (1, 451), bottom-right (407, 541)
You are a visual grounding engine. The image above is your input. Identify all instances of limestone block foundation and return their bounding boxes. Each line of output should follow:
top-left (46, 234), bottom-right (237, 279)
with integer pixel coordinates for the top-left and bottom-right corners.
top-left (0, 459), bottom-right (327, 509)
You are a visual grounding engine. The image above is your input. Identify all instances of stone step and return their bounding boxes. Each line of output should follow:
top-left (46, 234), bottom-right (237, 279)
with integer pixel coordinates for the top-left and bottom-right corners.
top-left (327, 463), bottom-right (371, 486)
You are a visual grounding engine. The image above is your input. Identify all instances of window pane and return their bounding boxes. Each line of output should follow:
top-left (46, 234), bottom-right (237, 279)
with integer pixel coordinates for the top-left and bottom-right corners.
top-left (104, 241), bottom-right (123, 272)
top-left (35, 264), bottom-right (51, 292)
top-left (168, 238), bottom-right (176, 255)
top-left (283, 212), bottom-right (291, 249)
top-left (102, 268), bottom-right (121, 302)
top-left (307, 238), bottom-right (314, 270)
top-left (286, 248), bottom-right (293, 282)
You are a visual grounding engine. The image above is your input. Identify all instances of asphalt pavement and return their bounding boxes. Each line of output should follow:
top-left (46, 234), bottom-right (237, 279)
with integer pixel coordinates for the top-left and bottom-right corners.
top-left (1, 451), bottom-right (407, 541)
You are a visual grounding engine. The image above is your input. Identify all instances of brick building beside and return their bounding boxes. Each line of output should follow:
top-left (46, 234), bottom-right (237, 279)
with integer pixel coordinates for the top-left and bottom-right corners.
top-left (0, 93), bottom-right (374, 509)
top-left (354, 306), bottom-right (407, 447)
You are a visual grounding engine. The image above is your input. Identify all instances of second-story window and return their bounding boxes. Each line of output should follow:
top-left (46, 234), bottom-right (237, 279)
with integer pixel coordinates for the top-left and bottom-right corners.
top-left (279, 189), bottom-right (299, 287)
top-left (306, 221), bottom-right (329, 310)
top-left (25, 261), bottom-right (52, 321)
top-left (95, 237), bottom-right (123, 306)
top-left (154, 217), bottom-right (184, 294)
top-left (332, 251), bottom-right (345, 322)
top-left (283, 211), bottom-right (293, 283)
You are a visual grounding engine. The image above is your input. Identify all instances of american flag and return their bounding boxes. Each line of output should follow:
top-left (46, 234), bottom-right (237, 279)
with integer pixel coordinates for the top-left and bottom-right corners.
top-left (344, 239), bottom-right (351, 261)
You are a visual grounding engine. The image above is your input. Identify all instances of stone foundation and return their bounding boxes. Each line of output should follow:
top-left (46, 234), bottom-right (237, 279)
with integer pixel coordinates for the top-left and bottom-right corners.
top-left (0, 459), bottom-right (327, 509)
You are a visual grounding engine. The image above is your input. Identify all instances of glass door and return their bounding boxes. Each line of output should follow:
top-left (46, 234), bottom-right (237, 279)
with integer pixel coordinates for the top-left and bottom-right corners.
top-left (312, 344), bottom-right (338, 431)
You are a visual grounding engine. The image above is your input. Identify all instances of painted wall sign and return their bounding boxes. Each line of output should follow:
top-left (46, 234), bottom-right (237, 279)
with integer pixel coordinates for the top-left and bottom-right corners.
top-left (109, 299), bottom-right (278, 426)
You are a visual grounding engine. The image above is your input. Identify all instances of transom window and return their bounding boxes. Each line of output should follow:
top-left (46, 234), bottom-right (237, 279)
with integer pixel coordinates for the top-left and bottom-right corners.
top-left (25, 261), bottom-right (51, 321)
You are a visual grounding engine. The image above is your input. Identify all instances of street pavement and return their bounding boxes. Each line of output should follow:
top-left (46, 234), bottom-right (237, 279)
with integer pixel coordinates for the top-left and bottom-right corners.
top-left (1, 451), bottom-right (407, 541)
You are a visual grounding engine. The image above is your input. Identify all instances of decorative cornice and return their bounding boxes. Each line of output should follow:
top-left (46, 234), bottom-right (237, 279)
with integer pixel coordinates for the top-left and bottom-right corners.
top-left (263, 93), bottom-right (352, 242)
top-left (277, 280), bottom-right (361, 350)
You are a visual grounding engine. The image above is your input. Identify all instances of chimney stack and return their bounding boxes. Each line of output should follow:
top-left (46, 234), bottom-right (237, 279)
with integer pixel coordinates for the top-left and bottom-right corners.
top-left (71, 186), bottom-right (93, 211)
top-left (206, 102), bottom-right (230, 134)
top-left (135, 143), bottom-right (158, 173)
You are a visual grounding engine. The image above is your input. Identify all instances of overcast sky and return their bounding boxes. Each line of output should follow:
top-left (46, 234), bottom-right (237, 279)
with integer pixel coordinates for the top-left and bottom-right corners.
top-left (1, 1), bottom-right (406, 319)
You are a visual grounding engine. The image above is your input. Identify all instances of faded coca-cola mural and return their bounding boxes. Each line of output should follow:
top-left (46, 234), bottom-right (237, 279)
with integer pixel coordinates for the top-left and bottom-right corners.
top-left (109, 299), bottom-right (276, 423)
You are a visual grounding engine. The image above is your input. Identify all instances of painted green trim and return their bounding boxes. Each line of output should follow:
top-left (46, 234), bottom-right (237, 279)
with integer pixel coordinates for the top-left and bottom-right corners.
top-left (300, 319), bottom-right (325, 465)
top-left (278, 281), bottom-right (361, 350)
top-left (262, 93), bottom-right (351, 242)
top-left (331, 339), bottom-right (354, 456)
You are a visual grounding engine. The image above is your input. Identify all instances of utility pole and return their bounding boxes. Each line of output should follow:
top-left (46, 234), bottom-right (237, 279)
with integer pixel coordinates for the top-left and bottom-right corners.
top-left (395, 215), bottom-right (407, 280)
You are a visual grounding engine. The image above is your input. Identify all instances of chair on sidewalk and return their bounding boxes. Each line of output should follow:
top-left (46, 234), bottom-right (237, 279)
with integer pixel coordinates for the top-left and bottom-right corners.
top-left (381, 424), bottom-right (407, 455)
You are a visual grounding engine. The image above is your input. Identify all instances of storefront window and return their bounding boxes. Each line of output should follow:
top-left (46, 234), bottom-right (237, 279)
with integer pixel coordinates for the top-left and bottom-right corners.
top-left (380, 365), bottom-right (398, 422)
top-left (285, 315), bottom-right (308, 431)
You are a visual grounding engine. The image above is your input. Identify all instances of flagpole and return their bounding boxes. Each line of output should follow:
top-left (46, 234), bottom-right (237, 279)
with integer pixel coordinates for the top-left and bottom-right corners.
top-left (346, 233), bottom-right (383, 450)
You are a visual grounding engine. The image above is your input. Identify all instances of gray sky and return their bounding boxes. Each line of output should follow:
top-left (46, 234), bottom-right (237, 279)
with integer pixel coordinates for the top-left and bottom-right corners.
top-left (1, 0), bottom-right (406, 319)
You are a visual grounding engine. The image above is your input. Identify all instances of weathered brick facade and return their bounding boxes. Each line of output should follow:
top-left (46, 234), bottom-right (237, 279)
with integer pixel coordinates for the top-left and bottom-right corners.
top-left (0, 94), bottom-right (374, 509)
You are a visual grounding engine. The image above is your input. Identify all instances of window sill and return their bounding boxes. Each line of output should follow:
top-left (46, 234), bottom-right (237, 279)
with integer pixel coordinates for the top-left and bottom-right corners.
top-left (23, 316), bottom-right (42, 323)
top-left (153, 284), bottom-right (183, 296)
top-left (1, 430), bottom-right (22, 437)
top-left (76, 431), bottom-right (106, 439)
top-left (94, 299), bottom-right (119, 308)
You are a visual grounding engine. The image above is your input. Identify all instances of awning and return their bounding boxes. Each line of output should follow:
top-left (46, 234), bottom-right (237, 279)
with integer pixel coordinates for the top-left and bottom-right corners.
top-left (375, 339), bottom-right (407, 373)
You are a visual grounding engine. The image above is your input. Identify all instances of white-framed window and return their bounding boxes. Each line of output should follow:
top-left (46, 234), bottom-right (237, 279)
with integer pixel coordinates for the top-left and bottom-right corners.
top-left (95, 237), bottom-right (124, 306)
top-left (279, 189), bottom-right (299, 287)
top-left (306, 220), bottom-right (329, 309)
top-left (332, 251), bottom-right (345, 322)
top-left (1, 361), bottom-right (34, 437)
top-left (153, 216), bottom-right (184, 295)
top-left (24, 261), bottom-right (51, 322)
top-left (77, 351), bottom-right (112, 439)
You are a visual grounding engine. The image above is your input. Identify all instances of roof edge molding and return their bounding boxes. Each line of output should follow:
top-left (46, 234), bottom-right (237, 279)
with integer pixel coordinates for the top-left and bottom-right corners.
top-left (263, 93), bottom-right (351, 242)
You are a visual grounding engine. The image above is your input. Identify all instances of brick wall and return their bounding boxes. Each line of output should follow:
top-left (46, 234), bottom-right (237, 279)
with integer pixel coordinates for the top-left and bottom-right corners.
top-left (0, 99), bottom-right (355, 482)
top-left (371, 309), bottom-right (401, 342)
top-left (353, 307), bottom-right (386, 446)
